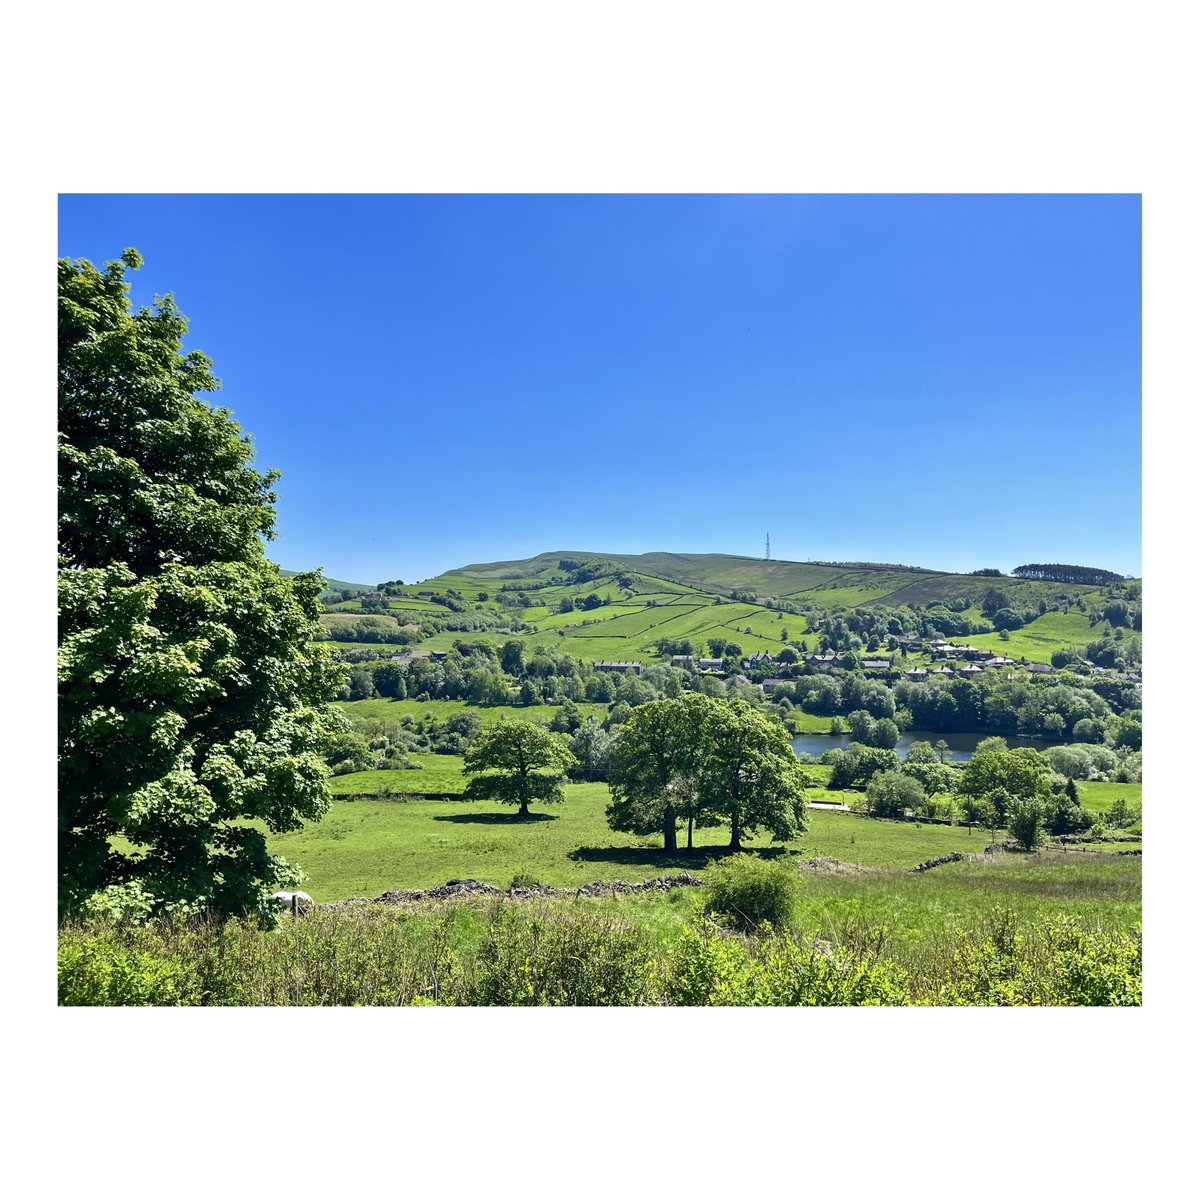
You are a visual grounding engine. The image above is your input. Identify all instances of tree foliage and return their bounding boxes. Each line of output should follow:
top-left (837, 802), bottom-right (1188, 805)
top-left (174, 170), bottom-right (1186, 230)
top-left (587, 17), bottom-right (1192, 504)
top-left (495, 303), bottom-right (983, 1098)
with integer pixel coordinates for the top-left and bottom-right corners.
top-left (462, 723), bottom-right (576, 816)
top-left (58, 250), bottom-right (344, 919)
top-left (1011, 563), bottom-right (1124, 586)
top-left (607, 695), bottom-right (808, 851)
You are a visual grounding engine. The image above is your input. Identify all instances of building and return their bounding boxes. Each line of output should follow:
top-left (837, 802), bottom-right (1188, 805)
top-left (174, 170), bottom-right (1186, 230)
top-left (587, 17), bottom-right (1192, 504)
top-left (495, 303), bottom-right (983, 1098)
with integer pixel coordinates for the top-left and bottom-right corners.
top-left (860, 658), bottom-right (891, 670)
top-left (698, 657), bottom-right (725, 672)
top-left (906, 667), bottom-right (928, 681)
top-left (1024, 662), bottom-right (1055, 675)
top-left (594, 661), bottom-right (644, 675)
top-left (670, 655), bottom-right (694, 668)
top-left (959, 664), bottom-right (983, 677)
top-left (745, 651), bottom-right (773, 667)
top-left (931, 665), bottom-right (954, 676)
top-left (761, 678), bottom-right (786, 694)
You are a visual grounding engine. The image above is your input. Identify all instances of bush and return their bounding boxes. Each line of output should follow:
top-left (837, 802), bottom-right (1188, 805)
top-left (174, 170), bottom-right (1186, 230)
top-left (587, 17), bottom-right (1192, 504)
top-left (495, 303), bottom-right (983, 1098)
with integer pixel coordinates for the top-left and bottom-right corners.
top-left (702, 854), bottom-right (801, 933)
top-left (59, 937), bottom-right (199, 1006)
top-left (467, 908), bottom-right (655, 1005)
top-left (937, 909), bottom-right (1140, 1005)
top-left (664, 922), bottom-right (907, 1006)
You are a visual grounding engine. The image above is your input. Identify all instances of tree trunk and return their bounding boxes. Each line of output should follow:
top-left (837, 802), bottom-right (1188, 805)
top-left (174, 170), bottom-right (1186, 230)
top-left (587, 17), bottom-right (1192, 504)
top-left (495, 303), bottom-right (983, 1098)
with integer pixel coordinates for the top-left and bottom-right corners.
top-left (729, 810), bottom-right (742, 852)
top-left (519, 798), bottom-right (530, 817)
top-left (687, 815), bottom-right (694, 851)
top-left (663, 802), bottom-right (677, 852)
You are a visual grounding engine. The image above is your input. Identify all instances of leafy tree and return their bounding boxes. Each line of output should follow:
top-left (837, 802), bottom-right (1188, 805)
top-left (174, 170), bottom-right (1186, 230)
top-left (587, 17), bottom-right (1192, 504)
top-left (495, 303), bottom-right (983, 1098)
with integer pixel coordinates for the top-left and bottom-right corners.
top-left (569, 719), bottom-right (614, 781)
top-left (462, 724), bottom-right (576, 817)
top-left (372, 662), bottom-right (407, 698)
top-left (901, 759), bottom-right (956, 796)
top-left (906, 740), bottom-right (939, 764)
top-left (958, 750), bottom-right (1051, 818)
top-left (865, 770), bottom-right (925, 818)
top-left (1108, 795), bottom-right (1136, 828)
top-left (1008, 797), bottom-right (1045, 850)
top-left (872, 717), bottom-right (900, 749)
top-left (607, 695), bottom-right (710, 851)
top-left (500, 639), bottom-right (526, 676)
top-left (58, 250), bottom-right (343, 919)
top-left (698, 700), bottom-right (809, 850)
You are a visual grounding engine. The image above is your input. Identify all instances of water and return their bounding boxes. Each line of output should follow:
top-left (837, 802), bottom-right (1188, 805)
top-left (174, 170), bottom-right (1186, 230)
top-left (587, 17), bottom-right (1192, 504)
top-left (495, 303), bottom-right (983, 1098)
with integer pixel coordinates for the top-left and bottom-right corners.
top-left (790, 729), bottom-right (1050, 763)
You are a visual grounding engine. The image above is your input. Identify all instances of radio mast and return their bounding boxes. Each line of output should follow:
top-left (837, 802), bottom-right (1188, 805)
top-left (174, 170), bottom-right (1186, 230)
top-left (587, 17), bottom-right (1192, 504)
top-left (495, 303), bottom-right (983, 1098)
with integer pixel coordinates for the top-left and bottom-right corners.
top-left (765, 532), bottom-right (771, 561)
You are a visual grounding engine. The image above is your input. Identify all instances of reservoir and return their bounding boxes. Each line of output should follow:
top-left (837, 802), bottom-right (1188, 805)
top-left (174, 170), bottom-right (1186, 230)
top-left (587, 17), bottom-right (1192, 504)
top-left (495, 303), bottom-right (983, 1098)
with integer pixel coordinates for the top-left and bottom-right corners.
top-left (791, 729), bottom-right (1050, 763)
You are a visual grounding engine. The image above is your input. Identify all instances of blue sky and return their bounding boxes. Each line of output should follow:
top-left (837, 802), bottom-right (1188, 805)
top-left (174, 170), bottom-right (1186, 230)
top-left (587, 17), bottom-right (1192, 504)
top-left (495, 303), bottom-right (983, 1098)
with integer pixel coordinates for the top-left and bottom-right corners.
top-left (58, 194), bottom-right (1142, 584)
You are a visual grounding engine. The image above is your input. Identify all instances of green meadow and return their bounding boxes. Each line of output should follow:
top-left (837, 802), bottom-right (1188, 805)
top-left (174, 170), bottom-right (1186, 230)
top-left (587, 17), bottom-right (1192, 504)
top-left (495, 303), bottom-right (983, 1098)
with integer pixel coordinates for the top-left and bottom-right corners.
top-left (269, 781), bottom-right (1074, 901)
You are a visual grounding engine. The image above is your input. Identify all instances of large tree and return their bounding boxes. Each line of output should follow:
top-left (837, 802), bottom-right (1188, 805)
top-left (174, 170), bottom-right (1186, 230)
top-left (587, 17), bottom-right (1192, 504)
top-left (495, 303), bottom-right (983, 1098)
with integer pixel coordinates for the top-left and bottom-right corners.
top-left (58, 250), bottom-right (344, 919)
top-left (697, 699), bottom-right (809, 851)
top-left (606, 694), bottom-right (711, 851)
top-left (462, 723), bottom-right (576, 817)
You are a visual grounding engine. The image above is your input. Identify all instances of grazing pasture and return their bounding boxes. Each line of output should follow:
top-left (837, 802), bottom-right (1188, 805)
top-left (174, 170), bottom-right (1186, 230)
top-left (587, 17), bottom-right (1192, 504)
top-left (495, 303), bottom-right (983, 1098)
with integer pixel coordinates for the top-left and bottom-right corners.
top-left (269, 782), bottom-right (1045, 901)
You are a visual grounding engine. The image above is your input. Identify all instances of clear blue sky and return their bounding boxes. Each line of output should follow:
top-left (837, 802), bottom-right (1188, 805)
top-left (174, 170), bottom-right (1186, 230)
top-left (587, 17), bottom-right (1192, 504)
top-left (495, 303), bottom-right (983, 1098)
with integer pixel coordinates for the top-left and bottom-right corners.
top-left (58, 194), bottom-right (1142, 584)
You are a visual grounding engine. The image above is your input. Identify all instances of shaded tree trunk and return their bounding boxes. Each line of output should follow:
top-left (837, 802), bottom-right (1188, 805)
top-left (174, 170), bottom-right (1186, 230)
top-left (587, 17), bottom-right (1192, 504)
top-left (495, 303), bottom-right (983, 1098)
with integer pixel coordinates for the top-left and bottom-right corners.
top-left (687, 815), bottom-right (694, 851)
top-left (728, 809), bottom-right (742, 851)
top-left (663, 802), bottom-right (677, 852)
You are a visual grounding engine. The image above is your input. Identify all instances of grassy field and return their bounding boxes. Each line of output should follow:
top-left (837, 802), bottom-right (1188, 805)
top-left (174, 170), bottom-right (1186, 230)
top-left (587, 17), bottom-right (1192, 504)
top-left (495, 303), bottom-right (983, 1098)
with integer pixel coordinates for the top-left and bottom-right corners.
top-left (271, 781), bottom-right (1063, 901)
top-left (1075, 780), bottom-right (1142, 816)
top-left (329, 753), bottom-right (467, 795)
top-left (948, 610), bottom-right (1100, 663)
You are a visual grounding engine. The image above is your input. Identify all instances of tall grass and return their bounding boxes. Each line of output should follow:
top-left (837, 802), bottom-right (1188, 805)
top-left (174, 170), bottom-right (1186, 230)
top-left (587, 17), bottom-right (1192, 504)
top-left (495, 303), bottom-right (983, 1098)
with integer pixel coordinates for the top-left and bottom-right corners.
top-left (59, 894), bottom-right (1139, 1007)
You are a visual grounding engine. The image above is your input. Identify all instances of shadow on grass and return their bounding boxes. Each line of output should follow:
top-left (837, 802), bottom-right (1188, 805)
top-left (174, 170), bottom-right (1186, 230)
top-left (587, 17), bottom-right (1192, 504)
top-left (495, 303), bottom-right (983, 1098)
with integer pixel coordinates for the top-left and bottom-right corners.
top-left (432, 811), bottom-right (559, 825)
top-left (568, 844), bottom-right (791, 872)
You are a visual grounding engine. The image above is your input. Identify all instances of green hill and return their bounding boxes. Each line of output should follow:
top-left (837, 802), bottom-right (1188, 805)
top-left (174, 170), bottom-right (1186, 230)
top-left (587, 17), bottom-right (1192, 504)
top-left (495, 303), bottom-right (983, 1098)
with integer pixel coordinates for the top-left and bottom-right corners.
top-left (312, 549), bottom-right (1129, 666)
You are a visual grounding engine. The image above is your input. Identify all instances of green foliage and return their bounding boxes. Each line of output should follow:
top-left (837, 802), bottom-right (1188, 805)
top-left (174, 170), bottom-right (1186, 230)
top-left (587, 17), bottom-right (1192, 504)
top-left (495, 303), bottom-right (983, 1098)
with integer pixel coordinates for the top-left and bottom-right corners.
top-left (58, 935), bottom-right (200, 1006)
top-left (824, 744), bottom-right (901, 789)
top-left (958, 749), bottom-right (1051, 807)
top-left (865, 769), bottom-right (926, 819)
top-left (467, 907), bottom-right (656, 1005)
top-left (1007, 797), bottom-right (1045, 850)
top-left (462, 723), bottom-right (576, 815)
top-left (702, 854), bottom-right (801, 932)
top-left (56, 854), bottom-right (1140, 1006)
top-left (936, 909), bottom-right (1140, 1005)
top-left (58, 251), bottom-right (343, 919)
top-left (664, 922), bottom-right (908, 1006)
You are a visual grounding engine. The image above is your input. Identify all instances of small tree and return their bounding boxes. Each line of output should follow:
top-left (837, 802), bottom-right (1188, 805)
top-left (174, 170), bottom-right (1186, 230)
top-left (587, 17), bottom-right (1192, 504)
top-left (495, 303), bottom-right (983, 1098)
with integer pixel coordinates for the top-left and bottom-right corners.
top-left (1008, 797), bottom-right (1045, 851)
top-left (865, 770), bottom-right (925, 818)
top-left (462, 724), bottom-right (576, 817)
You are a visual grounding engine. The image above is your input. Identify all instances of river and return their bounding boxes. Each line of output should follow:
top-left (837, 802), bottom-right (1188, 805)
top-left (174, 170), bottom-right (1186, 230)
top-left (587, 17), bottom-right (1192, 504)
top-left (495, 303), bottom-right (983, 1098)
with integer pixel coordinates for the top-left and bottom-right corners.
top-left (790, 729), bottom-right (1050, 763)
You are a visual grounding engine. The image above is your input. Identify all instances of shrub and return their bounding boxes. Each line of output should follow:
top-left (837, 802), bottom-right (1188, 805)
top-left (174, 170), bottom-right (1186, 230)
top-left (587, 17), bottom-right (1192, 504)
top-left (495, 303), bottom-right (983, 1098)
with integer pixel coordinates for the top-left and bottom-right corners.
top-left (702, 854), bottom-right (801, 933)
top-left (59, 936), bottom-right (199, 1006)
top-left (937, 909), bottom-right (1140, 1005)
top-left (509, 872), bottom-right (542, 891)
top-left (467, 908), bottom-right (655, 1005)
top-left (663, 922), bottom-right (907, 1006)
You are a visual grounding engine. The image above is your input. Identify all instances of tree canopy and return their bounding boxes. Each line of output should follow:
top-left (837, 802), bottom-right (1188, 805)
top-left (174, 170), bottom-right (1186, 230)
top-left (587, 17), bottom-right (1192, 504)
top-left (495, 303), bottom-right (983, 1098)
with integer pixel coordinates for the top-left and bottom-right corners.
top-left (462, 723), bottom-right (576, 816)
top-left (58, 250), bottom-right (344, 919)
top-left (607, 694), bottom-right (808, 851)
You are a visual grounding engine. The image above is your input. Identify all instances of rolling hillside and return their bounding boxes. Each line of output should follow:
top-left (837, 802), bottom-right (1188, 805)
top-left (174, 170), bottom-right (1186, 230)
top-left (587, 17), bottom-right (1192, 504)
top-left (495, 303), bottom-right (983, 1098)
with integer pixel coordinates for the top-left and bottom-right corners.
top-left (306, 549), bottom-right (1129, 666)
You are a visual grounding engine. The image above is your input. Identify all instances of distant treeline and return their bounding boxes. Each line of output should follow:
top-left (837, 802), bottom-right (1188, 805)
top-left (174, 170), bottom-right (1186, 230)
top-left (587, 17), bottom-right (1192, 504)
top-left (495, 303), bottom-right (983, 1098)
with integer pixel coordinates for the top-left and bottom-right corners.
top-left (1012, 563), bottom-right (1124, 586)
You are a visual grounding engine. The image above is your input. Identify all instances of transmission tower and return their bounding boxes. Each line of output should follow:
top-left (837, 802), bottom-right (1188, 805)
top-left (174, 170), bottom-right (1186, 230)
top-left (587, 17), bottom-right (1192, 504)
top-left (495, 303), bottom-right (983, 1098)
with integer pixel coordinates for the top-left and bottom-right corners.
top-left (765, 532), bottom-right (771, 561)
